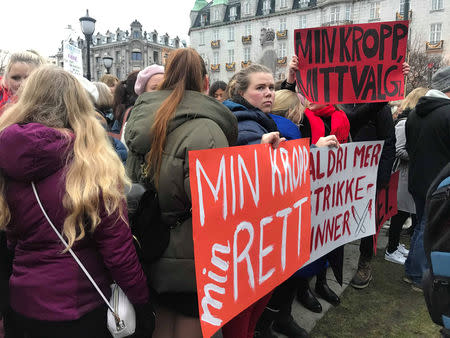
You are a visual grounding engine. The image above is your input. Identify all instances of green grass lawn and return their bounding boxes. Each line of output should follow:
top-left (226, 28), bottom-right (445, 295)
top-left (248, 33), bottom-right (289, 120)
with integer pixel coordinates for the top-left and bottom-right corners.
top-left (311, 248), bottom-right (442, 338)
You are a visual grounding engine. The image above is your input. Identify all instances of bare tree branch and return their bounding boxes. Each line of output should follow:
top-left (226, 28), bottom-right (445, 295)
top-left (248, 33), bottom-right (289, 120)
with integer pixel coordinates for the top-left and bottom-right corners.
top-left (406, 38), bottom-right (445, 93)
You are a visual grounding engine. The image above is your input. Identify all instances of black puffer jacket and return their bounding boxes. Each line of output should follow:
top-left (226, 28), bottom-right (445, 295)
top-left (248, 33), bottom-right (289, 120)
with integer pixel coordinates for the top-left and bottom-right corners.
top-left (406, 92), bottom-right (450, 200)
top-left (341, 103), bottom-right (396, 188)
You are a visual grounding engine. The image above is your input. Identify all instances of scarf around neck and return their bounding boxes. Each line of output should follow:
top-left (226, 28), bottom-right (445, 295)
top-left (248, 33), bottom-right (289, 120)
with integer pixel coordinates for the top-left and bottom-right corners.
top-left (304, 104), bottom-right (350, 144)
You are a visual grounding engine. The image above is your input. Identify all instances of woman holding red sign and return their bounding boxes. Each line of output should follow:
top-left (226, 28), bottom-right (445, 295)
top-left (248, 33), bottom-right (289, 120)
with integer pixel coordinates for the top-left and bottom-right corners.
top-left (223, 64), bottom-right (339, 338)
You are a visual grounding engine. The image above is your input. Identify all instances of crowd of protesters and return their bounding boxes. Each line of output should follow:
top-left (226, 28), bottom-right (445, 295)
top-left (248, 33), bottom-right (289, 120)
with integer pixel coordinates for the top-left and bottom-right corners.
top-left (0, 46), bottom-right (449, 338)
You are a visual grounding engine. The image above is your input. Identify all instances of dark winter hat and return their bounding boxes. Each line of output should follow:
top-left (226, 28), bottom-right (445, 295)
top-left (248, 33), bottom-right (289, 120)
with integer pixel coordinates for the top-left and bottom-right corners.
top-left (431, 66), bottom-right (450, 93)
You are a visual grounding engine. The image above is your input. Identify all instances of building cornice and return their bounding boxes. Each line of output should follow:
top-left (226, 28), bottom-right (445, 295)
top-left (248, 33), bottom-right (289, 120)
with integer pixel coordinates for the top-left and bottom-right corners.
top-left (189, 0), bottom-right (359, 33)
top-left (190, 6), bottom-right (315, 32)
top-left (90, 39), bottom-right (173, 51)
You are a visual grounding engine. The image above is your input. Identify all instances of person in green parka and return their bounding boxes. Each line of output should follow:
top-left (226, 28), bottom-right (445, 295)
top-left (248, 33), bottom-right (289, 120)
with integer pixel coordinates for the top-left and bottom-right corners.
top-left (125, 48), bottom-right (238, 338)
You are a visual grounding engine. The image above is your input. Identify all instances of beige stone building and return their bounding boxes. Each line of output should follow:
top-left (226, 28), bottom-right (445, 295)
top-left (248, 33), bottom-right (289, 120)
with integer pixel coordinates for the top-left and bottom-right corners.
top-left (189, 0), bottom-right (449, 83)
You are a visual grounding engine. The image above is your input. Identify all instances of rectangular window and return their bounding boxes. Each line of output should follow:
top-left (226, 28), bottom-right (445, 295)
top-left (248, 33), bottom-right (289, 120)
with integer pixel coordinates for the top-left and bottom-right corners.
top-left (299, 0), bottom-right (309, 8)
top-left (245, 24), bottom-right (252, 36)
top-left (131, 52), bottom-right (142, 61)
top-left (200, 32), bottom-right (205, 45)
top-left (153, 51), bottom-right (159, 64)
top-left (228, 49), bottom-right (234, 63)
top-left (214, 29), bottom-right (219, 41)
top-left (345, 4), bottom-right (351, 21)
top-left (430, 23), bottom-right (442, 43)
top-left (115, 51), bottom-right (120, 61)
top-left (432, 0), bottom-right (444, 10)
top-left (299, 15), bottom-right (307, 28)
top-left (278, 42), bottom-right (286, 58)
top-left (213, 9), bottom-right (219, 21)
top-left (243, 1), bottom-right (250, 15)
top-left (399, 0), bottom-right (405, 14)
top-left (263, 0), bottom-right (271, 14)
top-left (213, 51), bottom-right (219, 65)
top-left (330, 6), bottom-right (340, 23)
top-left (280, 0), bottom-right (287, 8)
top-left (244, 47), bottom-right (251, 61)
top-left (370, 2), bottom-right (380, 20)
top-left (230, 6), bottom-right (237, 20)
top-left (280, 18), bottom-right (287, 31)
top-left (228, 27), bottom-right (235, 41)
top-left (116, 68), bottom-right (121, 79)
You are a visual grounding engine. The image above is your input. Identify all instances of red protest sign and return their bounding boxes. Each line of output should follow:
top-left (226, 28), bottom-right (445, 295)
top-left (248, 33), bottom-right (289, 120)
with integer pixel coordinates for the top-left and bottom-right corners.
top-left (294, 21), bottom-right (409, 104)
top-left (374, 171), bottom-right (399, 251)
top-left (189, 139), bottom-right (311, 338)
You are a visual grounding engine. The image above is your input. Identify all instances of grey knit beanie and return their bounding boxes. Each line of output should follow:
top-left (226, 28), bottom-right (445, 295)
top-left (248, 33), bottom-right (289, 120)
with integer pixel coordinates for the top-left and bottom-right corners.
top-left (431, 66), bottom-right (450, 93)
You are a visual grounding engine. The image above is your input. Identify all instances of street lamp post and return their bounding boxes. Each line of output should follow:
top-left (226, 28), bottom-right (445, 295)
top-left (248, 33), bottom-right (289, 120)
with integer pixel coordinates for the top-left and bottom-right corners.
top-left (79, 10), bottom-right (96, 80)
top-left (103, 56), bottom-right (113, 74)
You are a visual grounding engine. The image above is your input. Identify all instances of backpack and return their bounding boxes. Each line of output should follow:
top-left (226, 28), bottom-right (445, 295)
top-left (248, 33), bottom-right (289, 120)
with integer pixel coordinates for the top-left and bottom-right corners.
top-left (422, 163), bottom-right (450, 329)
top-left (126, 182), bottom-right (170, 264)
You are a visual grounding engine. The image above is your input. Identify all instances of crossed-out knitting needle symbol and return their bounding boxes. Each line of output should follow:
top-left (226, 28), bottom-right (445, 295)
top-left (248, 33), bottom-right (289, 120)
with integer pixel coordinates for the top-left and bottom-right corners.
top-left (352, 199), bottom-right (373, 236)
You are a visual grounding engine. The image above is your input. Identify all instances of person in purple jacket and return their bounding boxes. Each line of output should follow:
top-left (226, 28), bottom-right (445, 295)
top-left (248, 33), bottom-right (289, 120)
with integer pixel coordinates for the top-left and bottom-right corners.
top-left (0, 65), bottom-right (154, 338)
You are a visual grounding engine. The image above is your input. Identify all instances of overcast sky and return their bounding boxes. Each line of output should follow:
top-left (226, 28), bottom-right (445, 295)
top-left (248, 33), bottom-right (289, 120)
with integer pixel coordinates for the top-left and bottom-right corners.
top-left (3, 0), bottom-right (194, 57)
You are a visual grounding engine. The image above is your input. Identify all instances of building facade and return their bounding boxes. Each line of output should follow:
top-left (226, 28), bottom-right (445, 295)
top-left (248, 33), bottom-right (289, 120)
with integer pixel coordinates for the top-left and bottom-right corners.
top-left (189, 0), bottom-right (450, 83)
top-left (56, 20), bottom-right (183, 81)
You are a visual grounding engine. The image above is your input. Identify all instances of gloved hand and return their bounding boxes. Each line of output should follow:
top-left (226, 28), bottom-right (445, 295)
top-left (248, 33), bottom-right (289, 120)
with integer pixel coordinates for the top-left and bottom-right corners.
top-left (130, 302), bottom-right (156, 338)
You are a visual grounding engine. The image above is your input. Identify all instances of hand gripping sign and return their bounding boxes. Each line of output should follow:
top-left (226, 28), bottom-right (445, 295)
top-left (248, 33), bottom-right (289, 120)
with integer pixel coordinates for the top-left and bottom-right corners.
top-left (189, 139), bottom-right (311, 338)
top-left (294, 21), bottom-right (409, 104)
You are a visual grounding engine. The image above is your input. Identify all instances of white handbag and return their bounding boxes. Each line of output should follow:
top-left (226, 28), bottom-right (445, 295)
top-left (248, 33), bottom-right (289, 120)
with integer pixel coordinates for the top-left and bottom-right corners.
top-left (32, 182), bottom-right (136, 338)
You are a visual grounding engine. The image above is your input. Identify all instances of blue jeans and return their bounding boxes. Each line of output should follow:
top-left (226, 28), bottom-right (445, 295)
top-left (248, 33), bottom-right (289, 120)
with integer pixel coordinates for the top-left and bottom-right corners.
top-left (405, 196), bottom-right (429, 285)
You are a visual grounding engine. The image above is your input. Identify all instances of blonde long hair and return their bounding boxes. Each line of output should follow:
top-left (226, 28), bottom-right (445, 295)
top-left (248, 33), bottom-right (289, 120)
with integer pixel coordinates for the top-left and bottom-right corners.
top-left (399, 87), bottom-right (429, 112)
top-left (272, 89), bottom-right (307, 125)
top-left (0, 66), bottom-right (129, 249)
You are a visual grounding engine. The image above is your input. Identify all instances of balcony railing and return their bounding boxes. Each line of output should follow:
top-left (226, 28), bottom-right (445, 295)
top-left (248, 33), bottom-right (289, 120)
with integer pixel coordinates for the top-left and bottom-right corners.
top-left (211, 40), bottom-right (220, 48)
top-left (210, 64), bottom-right (220, 72)
top-left (241, 60), bottom-right (252, 68)
top-left (226, 62), bottom-right (236, 71)
top-left (426, 40), bottom-right (444, 51)
top-left (276, 30), bottom-right (288, 40)
top-left (277, 57), bottom-right (287, 66)
top-left (396, 10), bottom-right (412, 20)
top-left (242, 35), bottom-right (252, 44)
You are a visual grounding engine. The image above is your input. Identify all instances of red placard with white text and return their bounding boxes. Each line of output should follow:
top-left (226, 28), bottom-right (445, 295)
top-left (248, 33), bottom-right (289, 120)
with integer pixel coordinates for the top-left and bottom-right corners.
top-left (189, 139), bottom-right (311, 338)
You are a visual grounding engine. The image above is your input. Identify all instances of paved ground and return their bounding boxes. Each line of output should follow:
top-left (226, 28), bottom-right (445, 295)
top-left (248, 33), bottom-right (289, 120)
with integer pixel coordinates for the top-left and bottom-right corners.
top-left (278, 226), bottom-right (391, 337)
